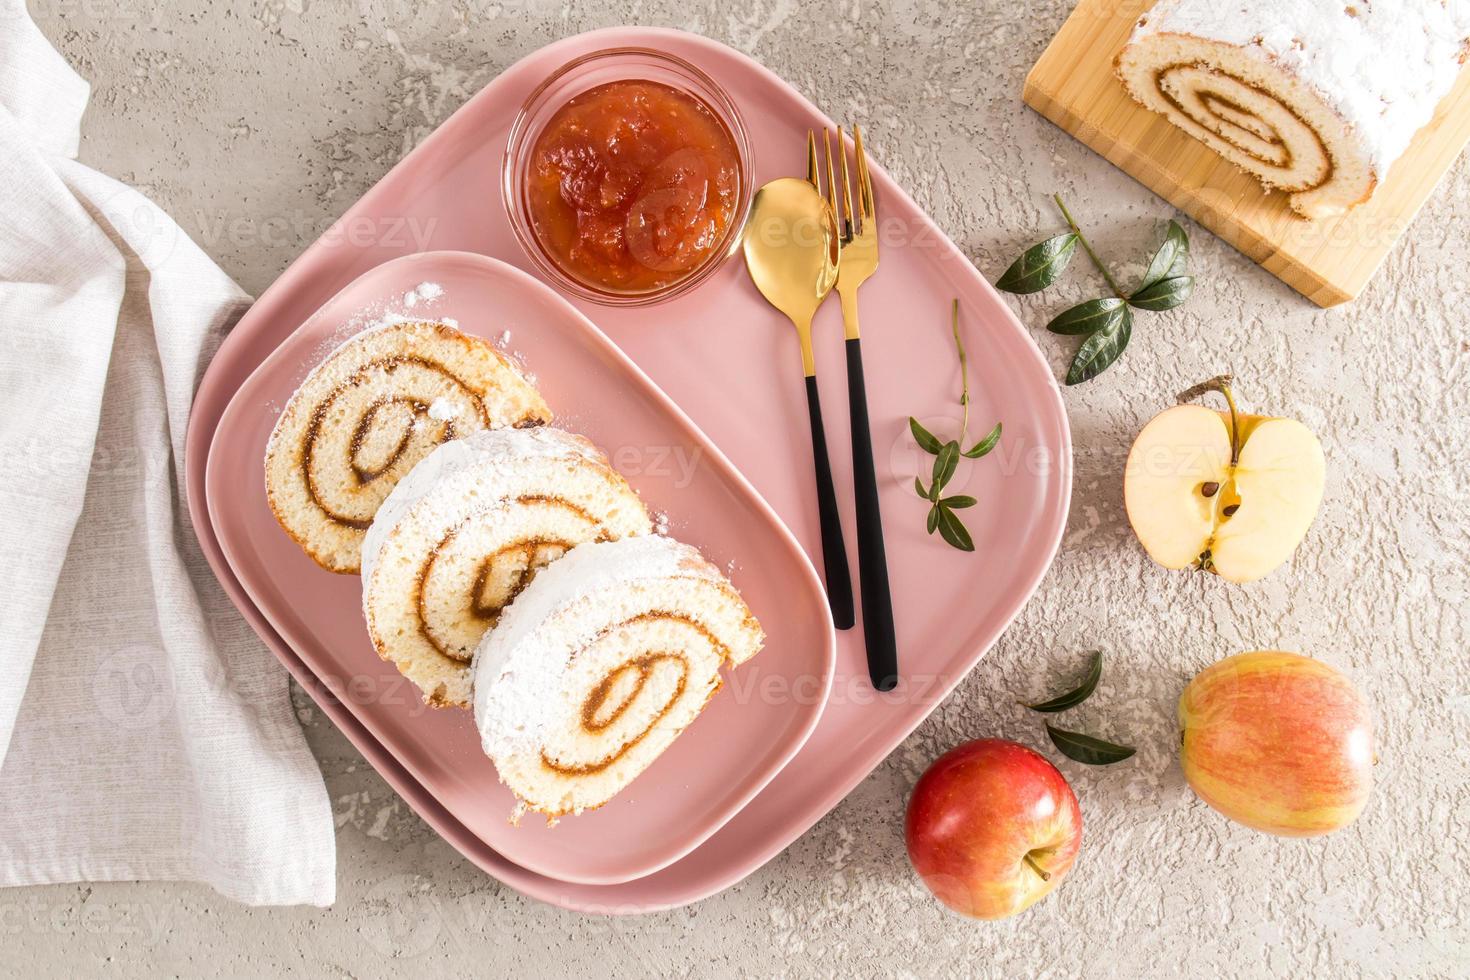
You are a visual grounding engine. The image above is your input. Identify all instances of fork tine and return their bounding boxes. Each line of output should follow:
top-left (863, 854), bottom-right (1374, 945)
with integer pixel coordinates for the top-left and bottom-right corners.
top-left (806, 130), bottom-right (819, 188)
top-left (822, 128), bottom-right (839, 227)
top-left (854, 124), bottom-right (875, 221)
top-left (837, 125), bottom-right (855, 236)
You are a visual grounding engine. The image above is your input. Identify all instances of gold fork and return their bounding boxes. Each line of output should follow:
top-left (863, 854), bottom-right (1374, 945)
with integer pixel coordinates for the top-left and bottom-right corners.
top-left (809, 125), bottom-right (897, 691)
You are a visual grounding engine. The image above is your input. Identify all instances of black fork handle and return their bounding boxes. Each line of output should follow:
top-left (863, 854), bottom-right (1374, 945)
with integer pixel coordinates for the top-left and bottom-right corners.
top-left (845, 338), bottom-right (898, 690)
top-left (804, 375), bottom-right (855, 630)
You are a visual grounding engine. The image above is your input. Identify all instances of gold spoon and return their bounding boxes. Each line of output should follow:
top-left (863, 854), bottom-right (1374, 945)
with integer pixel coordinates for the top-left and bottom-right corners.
top-left (742, 177), bottom-right (854, 629)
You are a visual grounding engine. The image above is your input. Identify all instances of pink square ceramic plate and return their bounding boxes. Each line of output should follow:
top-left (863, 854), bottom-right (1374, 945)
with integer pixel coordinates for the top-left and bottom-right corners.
top-left (206, 251), bottom-right (837, 885)
top-left (185, 27), bottom-right (1071, 910)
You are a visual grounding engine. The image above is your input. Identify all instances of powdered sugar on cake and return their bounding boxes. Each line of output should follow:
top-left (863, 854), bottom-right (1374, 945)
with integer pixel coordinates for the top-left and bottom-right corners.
top-left (1135, 0), bottom-right (1470, 175)
top-left (427, 397), bottom-right (460, 422)
top-left (360, 427), bottom-right (604, 585)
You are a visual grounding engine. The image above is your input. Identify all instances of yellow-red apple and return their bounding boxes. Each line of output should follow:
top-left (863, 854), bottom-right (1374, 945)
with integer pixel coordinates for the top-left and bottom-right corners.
top-left (905, 739), bottom-right (1082, 920)
top-left (1179, 651), bottom-right (1373, 836)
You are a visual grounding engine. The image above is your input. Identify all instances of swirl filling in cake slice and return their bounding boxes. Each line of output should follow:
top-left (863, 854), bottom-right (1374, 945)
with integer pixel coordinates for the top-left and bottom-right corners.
top-left (362, 427), bottom-right (652, 708)
top-left (265, 320), bottom-right (550, 573)
top-left (473, 535), bottom-right (765, 821)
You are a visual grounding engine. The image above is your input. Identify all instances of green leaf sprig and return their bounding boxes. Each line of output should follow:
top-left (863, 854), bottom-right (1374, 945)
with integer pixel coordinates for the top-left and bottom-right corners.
top-left (1020, 651), bottom-right (1136, 765)
top-left (909, 300), bottom-right (1002, 552)
top-left (996, 194), bottom-right (1194, 386)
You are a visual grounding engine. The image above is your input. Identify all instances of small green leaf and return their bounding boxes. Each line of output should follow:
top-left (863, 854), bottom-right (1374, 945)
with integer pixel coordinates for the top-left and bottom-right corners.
top-left (1046, 724), bottom-right (1136, 765)
top-left (909, 417), bottom-right (943, 454)
top-left (1046, 297), bottom-right (1126, 336)
top-left (1023, 651), bottom-right (1103, 712)
top-left (1065, 306), bottom-right (1132, 386)
top-left (936, 505), bottom-right (975, 552)
top-left (926, 505), bottom-right (941, 535)
top-left (995, 233), bottom-right (1079, 294)
top-left (943, 495), bottom-right (977, 509)
top-left (914, 477), bottom-right (930, 499)
top-left (1128, 275), bottom-right (1193, 312)
top-left (931, 441), bottom-right (960, 494)
top-left (963, 422), bottom-right (1002, 459)
top-left (1137, 219), bottom-right (1189, 292)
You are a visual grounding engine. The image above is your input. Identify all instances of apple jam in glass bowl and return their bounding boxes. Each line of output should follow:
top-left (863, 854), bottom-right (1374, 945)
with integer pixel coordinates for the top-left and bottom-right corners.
top-left (504, 48), bottom-right (752, 306)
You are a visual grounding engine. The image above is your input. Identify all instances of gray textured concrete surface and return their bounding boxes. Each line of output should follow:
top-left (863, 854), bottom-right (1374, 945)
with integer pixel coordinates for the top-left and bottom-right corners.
top-left (9, 0), bottom-right (1470, 976)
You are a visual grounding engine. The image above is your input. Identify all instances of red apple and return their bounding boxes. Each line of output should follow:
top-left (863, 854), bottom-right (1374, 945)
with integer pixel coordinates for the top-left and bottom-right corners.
top-left (905, 739), bottom-right (1082, 920)
top-left (1179, 651), bottom-right (1373, 836)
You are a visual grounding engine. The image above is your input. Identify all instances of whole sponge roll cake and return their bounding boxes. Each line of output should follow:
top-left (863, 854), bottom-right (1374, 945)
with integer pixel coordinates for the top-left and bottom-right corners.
top-left (1116, 1), bottom-right (1470, 219)
top-left (473, 535), bottom-right (764, 821)
top-left (265, 320), bottom-right (550, 573)
top-left (362, 427), bottom-right (652, 708)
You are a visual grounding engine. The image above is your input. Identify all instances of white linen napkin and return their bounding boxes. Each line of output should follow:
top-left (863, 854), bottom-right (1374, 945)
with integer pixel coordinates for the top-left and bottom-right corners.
top-left (0, 1), bottom-right (335, 906)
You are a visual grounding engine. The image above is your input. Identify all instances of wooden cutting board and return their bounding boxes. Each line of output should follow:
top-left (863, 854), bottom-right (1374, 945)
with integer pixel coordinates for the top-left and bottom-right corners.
top-left (1023, 0), bottom-right (1470, 307)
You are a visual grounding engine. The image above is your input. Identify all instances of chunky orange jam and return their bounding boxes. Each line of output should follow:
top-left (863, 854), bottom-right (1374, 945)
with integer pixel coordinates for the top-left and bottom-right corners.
top-left (526, 79), bottom-right (741, 294)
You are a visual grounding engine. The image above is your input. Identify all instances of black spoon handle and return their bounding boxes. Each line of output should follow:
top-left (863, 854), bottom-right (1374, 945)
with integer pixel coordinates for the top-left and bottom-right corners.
top-left (844, 338), bottom-right (898, 690)
top-left (804, 374), bottom-right (855, 630)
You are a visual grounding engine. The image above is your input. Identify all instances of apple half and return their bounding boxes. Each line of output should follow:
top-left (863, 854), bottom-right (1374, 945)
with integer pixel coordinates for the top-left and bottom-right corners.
top-left (1124, 376), bottom-right (1325, 583)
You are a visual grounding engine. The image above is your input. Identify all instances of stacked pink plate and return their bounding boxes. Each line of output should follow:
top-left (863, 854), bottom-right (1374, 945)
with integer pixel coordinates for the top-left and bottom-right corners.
top-left (186, 27), bottom-right (1071, 912)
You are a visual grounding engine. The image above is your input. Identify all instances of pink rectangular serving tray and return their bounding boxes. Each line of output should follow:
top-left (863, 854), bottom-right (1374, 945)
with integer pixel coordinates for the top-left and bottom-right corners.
top-left (185, 26), bottom-right (1071, 912)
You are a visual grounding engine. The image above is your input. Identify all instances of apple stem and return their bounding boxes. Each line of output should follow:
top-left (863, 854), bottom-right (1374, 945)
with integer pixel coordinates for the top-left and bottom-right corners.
top-left (1023, 853), bottom-right (1052, 882)
top-left (1178, 374), bottom-right (1242, 466)
top-left (1219, 383), bottom-right (1241, 468)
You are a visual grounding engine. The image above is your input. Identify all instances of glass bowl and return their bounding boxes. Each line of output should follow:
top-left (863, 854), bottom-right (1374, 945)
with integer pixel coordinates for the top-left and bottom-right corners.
top-left (503, 47), bottom-right (753, 307)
